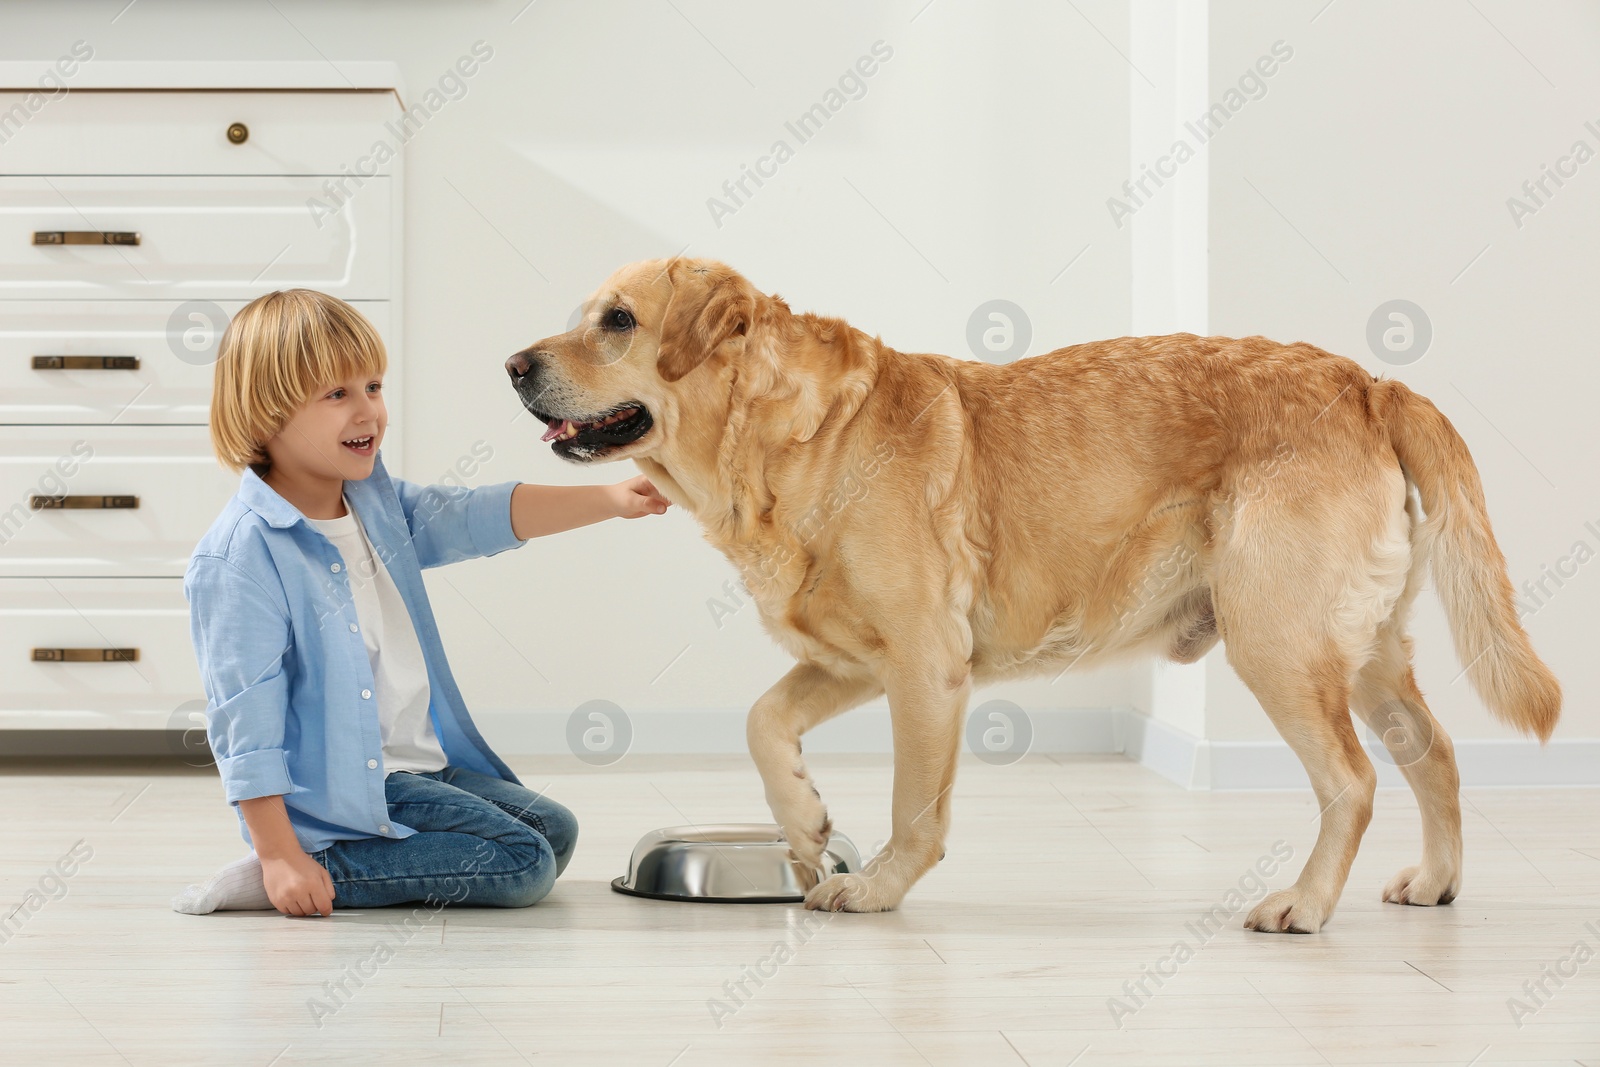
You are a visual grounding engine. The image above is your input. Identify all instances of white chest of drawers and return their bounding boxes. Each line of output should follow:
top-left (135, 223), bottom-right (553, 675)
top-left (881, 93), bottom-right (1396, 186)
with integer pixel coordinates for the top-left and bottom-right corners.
top-left (0, 61), bottom-right (405, 735)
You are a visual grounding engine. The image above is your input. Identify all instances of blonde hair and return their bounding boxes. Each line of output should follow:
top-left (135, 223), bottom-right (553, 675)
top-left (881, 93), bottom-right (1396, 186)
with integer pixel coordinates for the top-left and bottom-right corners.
top-left (209, 289), bottom-right (388, 475)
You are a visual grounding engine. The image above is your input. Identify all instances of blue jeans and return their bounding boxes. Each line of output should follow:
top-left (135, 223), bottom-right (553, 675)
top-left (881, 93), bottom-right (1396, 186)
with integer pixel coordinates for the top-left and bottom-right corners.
top-left (310, 765), bottom-right (577, 909)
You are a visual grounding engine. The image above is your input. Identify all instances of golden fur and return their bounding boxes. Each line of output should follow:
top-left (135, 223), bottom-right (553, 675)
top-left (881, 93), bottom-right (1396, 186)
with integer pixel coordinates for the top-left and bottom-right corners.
top-left (508, 257), bottom-right (1561, 931)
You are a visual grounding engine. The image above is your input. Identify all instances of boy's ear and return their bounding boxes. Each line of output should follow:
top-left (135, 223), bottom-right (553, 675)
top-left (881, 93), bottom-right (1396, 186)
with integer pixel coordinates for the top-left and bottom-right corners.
top-left (656, 260), bottom-right (756, 383)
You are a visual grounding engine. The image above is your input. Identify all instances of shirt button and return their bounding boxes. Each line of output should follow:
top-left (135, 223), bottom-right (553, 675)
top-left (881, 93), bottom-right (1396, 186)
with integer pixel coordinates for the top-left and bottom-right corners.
top-left (379, 824), bottom-right (390, 834)
top-left (349, 623), bottom-right (359, 632)
top-left (361, 689), bottom-right (372, 699)
top-left (330, 562), bottom-right (341, 573)
top-left (367, 759), bottom-right (378, 769)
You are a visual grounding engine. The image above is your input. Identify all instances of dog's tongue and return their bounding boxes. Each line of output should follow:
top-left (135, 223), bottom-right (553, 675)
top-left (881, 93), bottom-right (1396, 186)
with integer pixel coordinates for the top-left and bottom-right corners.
top-left (540, 418), bottom-right (571, 442)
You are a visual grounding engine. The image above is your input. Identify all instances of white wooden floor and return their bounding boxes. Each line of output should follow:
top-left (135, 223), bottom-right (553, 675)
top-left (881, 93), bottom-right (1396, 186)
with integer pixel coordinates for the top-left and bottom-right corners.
top-left (2, 752), bottom-right (1598, 1065)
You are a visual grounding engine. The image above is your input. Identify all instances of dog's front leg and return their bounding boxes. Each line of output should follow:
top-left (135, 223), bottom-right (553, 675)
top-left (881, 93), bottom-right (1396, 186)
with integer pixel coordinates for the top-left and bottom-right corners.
top-left (747, 662), bottom-right (883, 880)
top-left (805, 654), bottom-right (970, 913)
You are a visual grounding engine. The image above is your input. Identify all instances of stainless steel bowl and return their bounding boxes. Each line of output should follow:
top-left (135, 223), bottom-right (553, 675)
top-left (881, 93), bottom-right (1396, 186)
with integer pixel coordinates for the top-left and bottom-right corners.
top-left (611, 823), bottom-right (861, 903)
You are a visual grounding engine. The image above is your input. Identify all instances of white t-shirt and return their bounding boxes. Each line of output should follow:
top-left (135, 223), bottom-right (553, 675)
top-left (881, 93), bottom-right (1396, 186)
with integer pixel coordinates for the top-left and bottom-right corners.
top-left (306, 496), bottom-right (449, 776)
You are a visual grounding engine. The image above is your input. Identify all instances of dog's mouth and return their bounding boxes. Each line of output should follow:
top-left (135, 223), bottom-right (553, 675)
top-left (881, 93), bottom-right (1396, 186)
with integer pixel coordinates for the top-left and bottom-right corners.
top-left (530, 402), bottom-right (653, 460)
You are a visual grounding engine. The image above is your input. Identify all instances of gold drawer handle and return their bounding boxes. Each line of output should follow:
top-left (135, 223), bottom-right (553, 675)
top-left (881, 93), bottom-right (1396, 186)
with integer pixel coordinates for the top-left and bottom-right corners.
top-left (29, 495), bottom-right (139, 510)
top-left (33, 231), bottom-right (142, 246)
top-left (33, 355), bottom-right (141, 371)
top-left (33, 648), bottom-right (140, 663)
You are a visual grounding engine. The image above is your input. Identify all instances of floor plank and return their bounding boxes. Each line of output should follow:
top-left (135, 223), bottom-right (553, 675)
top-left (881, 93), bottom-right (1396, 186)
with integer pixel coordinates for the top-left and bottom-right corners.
top-left (1, 753), bottom-right (1597, 1065)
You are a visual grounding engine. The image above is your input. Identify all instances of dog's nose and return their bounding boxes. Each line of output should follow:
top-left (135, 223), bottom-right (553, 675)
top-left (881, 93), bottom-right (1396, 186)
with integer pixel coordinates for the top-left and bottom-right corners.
top-left (506, 348), bottom-right (540, 381)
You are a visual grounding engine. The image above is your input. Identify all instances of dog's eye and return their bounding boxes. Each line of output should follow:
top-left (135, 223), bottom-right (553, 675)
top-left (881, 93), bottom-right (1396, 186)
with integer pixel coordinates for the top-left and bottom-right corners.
top-left (604, 307), bottom-right (635, 331)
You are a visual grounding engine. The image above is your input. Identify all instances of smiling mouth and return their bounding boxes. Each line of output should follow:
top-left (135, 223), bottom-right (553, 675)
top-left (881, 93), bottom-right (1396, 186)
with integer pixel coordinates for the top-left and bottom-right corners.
top-left (528, 403), bottom-right (653, 459)
top-left (341, 435), bottom-right (375, 456)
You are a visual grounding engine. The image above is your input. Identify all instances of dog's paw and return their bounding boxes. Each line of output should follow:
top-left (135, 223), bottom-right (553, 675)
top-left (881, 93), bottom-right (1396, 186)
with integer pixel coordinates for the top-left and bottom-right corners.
top-left (768, 765), bottom-right (830, 873)
top-left (1382, 864), bottom-right (1458, 906)
top-left (780, 820), bottom-right (831, 883)
top-left (1243, 886), bottom-right (1331, 934)
top-left (803, 872), bottom-right (900, 913)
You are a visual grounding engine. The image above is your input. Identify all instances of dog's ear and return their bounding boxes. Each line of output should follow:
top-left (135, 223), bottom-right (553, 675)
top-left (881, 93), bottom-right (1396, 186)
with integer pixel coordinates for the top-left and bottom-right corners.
top-left (656, 260), bottom-right (756, 383)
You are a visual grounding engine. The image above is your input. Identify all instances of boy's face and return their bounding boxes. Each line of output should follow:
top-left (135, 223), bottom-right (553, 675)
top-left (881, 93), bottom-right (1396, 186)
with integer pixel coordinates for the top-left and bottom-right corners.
top-left (264, 371), bottom-right (387, 483)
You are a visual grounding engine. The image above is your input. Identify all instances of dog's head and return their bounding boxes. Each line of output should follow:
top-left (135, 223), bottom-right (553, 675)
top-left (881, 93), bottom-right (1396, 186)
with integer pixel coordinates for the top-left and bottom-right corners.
top-left (506, 257), bottom-right (759, 464)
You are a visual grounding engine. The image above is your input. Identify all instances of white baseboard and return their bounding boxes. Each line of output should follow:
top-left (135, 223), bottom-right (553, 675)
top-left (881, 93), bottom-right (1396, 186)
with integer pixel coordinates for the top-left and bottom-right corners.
top-left (1116, 709), bottom-right (1600, 789)
top-left (474, 707), bottom-right (1600, 789)
top-left (475, 707), bottom-right (1124, 758)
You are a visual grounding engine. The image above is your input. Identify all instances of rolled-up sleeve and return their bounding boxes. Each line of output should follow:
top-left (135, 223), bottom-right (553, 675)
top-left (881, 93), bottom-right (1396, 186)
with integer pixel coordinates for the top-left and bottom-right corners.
top-left (185, 554), bottom-right (295, 802)
top-left (393, 478), bottom-right (526, 569)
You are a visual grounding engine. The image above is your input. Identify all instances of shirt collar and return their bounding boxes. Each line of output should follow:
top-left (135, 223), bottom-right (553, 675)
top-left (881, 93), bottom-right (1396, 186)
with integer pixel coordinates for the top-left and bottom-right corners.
top-left (238, 452), bottom-right (391, 529)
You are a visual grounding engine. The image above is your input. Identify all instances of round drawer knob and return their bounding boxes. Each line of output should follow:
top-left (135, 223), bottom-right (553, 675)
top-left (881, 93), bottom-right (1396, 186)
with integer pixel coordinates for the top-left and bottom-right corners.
top-left (226, 122), bottom-right (249, 145)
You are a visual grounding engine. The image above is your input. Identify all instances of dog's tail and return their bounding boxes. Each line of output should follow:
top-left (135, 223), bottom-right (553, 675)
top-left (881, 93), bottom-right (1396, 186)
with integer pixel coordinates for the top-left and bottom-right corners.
top-left (1373, 378), bottom-right (1560, 741)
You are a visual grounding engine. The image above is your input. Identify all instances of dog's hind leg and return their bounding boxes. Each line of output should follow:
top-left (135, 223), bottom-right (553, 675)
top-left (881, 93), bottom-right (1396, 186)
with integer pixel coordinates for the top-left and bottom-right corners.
top-left (1352, 638), bottom-right (1462, 906)
top-left (1212, 484), bottom-right (1408, 931)
top-left (1224, 624), bottom-right (1376, 934)
top-left (1350, 612), bottom-right (1463, 906)
top-left (748, 662), bottom-right (883, 878)
top-left (1214, 437), bottom-right (1416, 933)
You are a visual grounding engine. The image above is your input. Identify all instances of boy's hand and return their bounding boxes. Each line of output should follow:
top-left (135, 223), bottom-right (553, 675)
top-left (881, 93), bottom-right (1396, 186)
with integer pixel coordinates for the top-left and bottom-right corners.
top-left (611, 475), bottom-right (671, 519)
top-left (261, 850), bottom-right (336, 917)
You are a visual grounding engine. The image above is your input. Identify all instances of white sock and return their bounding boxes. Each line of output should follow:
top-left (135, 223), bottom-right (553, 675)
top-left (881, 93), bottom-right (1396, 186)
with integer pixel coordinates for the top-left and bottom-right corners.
top-left (171, 853), bottom-right (274, 914)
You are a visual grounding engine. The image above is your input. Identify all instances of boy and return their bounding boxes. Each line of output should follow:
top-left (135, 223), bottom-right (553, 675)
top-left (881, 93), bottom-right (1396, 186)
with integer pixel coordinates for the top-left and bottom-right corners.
top-left (172, 288), bottom-right (669, 916)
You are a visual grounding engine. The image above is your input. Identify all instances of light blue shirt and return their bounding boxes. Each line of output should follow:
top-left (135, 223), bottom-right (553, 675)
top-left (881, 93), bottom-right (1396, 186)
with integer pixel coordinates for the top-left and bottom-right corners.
top-left (185, 452), bottom-right (528, 853)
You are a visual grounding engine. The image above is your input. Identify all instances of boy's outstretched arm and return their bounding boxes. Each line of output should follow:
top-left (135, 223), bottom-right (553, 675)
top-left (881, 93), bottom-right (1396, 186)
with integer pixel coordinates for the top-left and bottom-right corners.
top-left (510, 475), bottom-right (670, 540)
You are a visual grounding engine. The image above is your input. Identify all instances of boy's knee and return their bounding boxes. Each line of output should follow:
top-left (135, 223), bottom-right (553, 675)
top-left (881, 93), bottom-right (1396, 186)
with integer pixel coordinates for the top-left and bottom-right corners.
top-left (500, 836), bottom-right (558, 908)
top-left (541, 803), bottom-right (579, 877)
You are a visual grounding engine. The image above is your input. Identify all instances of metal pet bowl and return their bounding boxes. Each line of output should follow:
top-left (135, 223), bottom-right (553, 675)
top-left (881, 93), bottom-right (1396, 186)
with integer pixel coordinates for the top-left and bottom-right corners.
top-left (611, 823), bottom-right (860, 903)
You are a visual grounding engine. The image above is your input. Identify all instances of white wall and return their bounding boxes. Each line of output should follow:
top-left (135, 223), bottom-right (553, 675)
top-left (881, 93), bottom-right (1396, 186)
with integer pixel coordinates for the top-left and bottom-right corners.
top-left (0, 1), bottom-right (1138, 742)
top-left (1204, 0), bottom-right (1600, 745)
top-left (1126, 0), bottom-right (1210, 739)
top-left (7, 0), bottom-right (1590, 763)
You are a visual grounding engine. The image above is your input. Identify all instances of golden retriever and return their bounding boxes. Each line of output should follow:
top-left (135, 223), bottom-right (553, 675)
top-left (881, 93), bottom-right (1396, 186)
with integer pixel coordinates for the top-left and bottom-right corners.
top-left (506, 257), bottom-right (1560, 932)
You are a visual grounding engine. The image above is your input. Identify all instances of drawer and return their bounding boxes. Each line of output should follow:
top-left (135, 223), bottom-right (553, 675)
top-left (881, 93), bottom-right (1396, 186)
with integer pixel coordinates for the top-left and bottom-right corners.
top-left (0, 90), bottom-right (401, 176)
top-left (0, 425), bottom-right (237, 578)
top-left (0, 577), bottom-right (202, 729)
top-left (0, 175), bottom-right (393, 300)
top-left (0, 299), bottom-right (392, 424)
